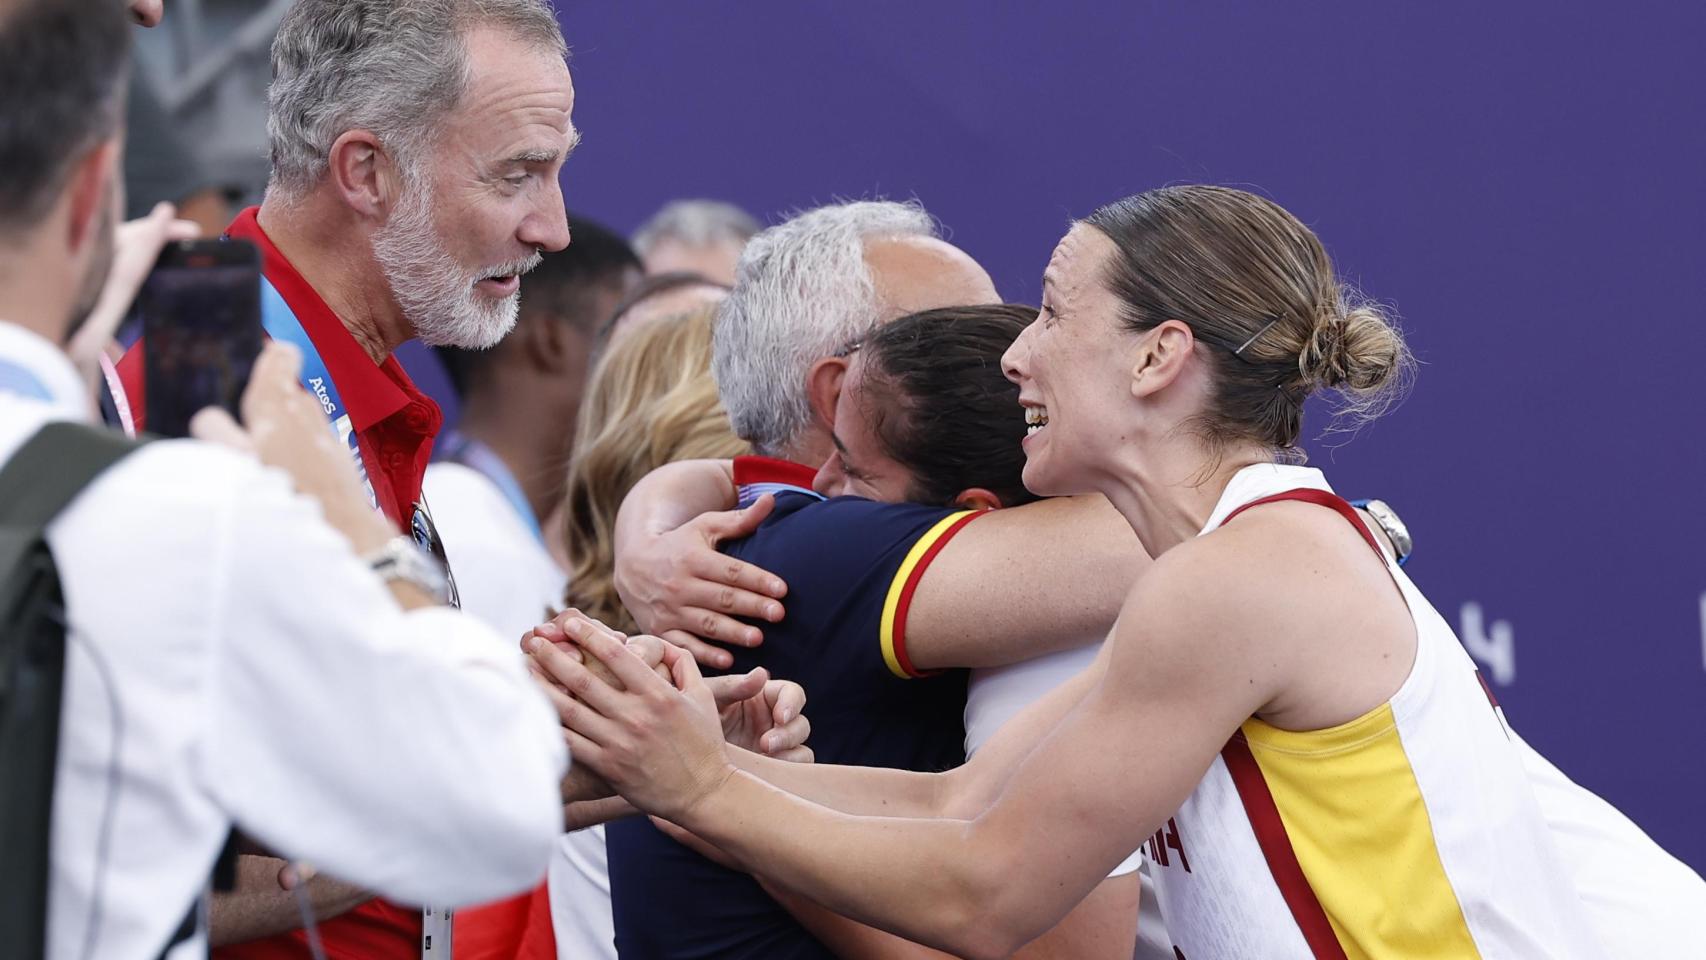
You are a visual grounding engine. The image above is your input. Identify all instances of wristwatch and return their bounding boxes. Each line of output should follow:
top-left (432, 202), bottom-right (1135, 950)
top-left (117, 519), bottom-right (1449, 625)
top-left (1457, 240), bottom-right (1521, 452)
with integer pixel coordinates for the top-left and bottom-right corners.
top-left (1350, 498), bottom-right (1413, 567)
top-left (365, 535), bottom-right (451, 604)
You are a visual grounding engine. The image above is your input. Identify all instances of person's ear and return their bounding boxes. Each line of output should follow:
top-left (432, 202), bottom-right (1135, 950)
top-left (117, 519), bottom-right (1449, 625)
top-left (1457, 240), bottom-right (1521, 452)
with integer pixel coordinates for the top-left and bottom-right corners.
top-left (806, 356), bottom-right (849, 430)
top-left (525, 314), bottom-right (583, 375)
top-left (951, 487), bottom-right (1004, 511)
top-left (1130, 320), bottom-right (1195, 400)
top-left (64, 140), bottom-right (119, 258)
top-left (326, 129), bottom-right (395, 220)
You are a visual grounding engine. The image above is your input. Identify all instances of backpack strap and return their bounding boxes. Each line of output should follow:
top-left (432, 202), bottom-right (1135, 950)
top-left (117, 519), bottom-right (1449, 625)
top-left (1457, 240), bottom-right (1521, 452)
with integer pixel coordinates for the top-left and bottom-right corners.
top-left (0, 421), bottom-right (145, 528)
top-left (0, 422), bottom-right (145, 960)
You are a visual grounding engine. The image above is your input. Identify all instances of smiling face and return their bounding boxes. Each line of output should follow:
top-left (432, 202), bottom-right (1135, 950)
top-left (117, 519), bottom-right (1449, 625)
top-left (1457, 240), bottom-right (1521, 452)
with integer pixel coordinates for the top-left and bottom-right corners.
top-left (1001, 223), bottom-right (1145, 496)
top-left (374, 25), bottom-right (577, 349)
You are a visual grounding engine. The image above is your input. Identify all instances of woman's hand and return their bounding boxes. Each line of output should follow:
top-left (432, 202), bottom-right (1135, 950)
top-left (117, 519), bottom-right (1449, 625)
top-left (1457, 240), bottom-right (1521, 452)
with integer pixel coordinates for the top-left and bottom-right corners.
top-left (530, 625), bottom-right (736, 820)
top-left (522, 610), bottom-right (673, 802)
top-left (713, 672), bottom-right (812, 762)
top-left (525, 609), bottom-right (814, 763)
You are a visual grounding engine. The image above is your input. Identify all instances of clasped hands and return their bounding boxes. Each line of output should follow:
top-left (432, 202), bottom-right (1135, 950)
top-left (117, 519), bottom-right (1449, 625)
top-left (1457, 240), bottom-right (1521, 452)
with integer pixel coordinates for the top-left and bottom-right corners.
top-left (521, 610), bottom-right (810, 823)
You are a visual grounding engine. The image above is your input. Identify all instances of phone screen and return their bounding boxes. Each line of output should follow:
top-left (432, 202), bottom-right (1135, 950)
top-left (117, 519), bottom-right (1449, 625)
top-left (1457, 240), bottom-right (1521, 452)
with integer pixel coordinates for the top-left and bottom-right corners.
top-left (139, 239), bottom-right (264, 438)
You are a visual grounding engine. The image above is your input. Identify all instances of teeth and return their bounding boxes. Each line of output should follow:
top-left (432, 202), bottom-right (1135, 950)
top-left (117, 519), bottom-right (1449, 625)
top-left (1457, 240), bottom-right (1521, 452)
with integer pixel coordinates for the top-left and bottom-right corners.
top-left (1024, 406), bottom-right (1049, 436)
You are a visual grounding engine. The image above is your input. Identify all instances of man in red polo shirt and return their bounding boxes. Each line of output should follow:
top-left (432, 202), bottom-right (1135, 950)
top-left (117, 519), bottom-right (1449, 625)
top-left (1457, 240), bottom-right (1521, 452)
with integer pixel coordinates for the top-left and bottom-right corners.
top-left (118, 0), bottom-right (577, 956)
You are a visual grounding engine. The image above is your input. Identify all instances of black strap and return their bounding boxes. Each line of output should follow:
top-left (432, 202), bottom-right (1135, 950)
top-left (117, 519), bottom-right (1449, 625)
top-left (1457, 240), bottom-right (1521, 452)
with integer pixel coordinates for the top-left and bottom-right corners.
top-left (0, 422), bottom-right (145, 528)
top-left (0, 422), bottom-right (145, 960)
top-left (161, 898), bottom-right (199, 959)
top-left (2, 424), bottom-right (235, 959)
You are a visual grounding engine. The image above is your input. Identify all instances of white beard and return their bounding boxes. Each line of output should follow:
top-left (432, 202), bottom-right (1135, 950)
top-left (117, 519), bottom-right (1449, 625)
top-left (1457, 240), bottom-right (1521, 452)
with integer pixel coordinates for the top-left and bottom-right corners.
top-left (372, 180), bottom-right (542, 350)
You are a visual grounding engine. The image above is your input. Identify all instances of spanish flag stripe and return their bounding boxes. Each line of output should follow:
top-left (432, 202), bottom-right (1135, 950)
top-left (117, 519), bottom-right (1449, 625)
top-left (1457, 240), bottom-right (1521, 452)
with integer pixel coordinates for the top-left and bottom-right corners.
top-left (878, 511), bottom-right (981, 679)
top-left (1222, 734), bottom-right (1351, 959)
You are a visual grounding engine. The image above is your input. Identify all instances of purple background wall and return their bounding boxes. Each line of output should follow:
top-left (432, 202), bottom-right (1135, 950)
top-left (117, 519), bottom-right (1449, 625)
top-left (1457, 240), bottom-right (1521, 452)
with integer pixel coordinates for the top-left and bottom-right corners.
top-left (538, 1), bottom-right (1705, 869)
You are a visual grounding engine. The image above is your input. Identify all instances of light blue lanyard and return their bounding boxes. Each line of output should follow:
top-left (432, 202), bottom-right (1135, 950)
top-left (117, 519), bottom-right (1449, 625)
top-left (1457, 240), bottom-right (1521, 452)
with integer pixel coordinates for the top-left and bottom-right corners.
top-left (258, 276), bottom-right (379, 511)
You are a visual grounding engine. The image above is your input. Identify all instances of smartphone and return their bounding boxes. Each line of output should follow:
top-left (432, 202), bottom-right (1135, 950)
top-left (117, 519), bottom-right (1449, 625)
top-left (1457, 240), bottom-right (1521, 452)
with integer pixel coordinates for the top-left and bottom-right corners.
top-left (139, 239), bottom-right (264, 438)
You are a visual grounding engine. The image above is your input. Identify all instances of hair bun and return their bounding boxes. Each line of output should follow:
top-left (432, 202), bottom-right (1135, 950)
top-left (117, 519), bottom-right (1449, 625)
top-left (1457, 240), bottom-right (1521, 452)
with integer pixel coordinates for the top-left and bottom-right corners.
top-left (1298, 301), bottom-right (1406, 394)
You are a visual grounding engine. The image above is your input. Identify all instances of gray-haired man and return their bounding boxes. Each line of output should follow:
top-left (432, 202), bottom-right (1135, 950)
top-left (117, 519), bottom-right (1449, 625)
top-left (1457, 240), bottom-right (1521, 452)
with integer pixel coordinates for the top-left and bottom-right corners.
top-left (631, 198), bottom-right (760, 284)
top-left (111, 0), bottom-right (577, 954)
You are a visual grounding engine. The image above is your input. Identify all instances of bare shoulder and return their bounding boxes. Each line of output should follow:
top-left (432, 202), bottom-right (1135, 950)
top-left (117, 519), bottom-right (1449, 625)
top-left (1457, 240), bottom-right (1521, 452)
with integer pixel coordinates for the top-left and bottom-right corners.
top-left (1203, 500), bottom-right (1402, 615)
top-left (1103, 535), bottom-right (1287, 711)
top-left (1105, 501), bottom-right (1410, 724)
top-left (1189, 500), bottom-right (1417, 729)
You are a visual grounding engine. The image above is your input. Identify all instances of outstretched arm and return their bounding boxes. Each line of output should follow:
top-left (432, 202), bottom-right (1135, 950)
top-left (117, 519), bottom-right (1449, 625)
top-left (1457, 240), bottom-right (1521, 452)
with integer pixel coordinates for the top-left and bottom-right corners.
top-left (761, 871), bottom-right (1139, 960)
top-left (557, 557), bottom-right (1270, 959)
top-left (725, 638), bottom-right (1108, 820)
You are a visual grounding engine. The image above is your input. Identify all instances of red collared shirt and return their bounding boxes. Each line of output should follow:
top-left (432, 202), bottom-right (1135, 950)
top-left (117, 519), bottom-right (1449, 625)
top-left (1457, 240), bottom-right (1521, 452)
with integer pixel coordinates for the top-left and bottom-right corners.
top-left (116, 206), bottom-right (442, 529)
top-left (117, 207), bottom-right (445, 960)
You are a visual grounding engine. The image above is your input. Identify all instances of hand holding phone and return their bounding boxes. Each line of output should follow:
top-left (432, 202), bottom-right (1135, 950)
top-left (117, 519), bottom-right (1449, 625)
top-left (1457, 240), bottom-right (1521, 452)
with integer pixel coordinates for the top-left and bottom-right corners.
top-left (139, 238), bottom-right (263, 438)
top-left (69, 202), bottom-right (200, 395)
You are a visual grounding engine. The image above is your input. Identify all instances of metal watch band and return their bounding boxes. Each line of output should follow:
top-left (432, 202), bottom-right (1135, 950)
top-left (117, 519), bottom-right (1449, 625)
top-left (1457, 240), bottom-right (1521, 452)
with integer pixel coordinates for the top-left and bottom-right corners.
top-left (1351, 498), bottom-right (1413, 567)
top-left (365, 535), bottom-right (451, 604)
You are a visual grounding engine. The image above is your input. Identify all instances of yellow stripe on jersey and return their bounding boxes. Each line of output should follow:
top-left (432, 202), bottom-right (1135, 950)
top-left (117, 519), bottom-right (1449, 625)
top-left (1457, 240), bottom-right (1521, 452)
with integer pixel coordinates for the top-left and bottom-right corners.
top-left (878, 510), bottom-right (979, 679)
top-left (1242, 704), bottom-right (1482, 959)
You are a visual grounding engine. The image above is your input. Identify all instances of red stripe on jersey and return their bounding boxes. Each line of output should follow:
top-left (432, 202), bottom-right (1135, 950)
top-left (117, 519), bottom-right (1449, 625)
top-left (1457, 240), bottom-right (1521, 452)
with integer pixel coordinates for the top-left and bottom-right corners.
top-left (1221, 735), bottom-right (1350, 960)
top-left (889, 511), bottom-right (982, 678)
top-left (1476, 670), bottom-right (1500, 708)
top-left (1222, 488), bottom-right (1386, 560)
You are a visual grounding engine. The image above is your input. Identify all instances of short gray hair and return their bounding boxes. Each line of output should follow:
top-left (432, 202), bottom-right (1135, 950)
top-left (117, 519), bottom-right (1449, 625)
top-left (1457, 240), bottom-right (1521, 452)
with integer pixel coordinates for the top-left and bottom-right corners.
top-left (712, 200), bottom-right (936, 456)
top-left (632, 199), bottom-right (761, 256)
top-left (266, 0), bottom-right (566, 198)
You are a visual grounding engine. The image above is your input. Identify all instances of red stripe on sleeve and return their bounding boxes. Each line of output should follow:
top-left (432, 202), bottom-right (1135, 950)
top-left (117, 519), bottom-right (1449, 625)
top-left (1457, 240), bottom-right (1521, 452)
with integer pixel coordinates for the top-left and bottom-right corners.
top-left (889, 511), bottom-right (983, 678)
top-left (1221, 735), bottom-right (1349, 960)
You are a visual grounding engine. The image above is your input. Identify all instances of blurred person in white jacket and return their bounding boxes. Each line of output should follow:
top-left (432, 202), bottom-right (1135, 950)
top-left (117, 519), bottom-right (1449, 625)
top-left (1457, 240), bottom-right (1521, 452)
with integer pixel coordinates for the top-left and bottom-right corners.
top-left (0, 0), bottom-right (568, 956)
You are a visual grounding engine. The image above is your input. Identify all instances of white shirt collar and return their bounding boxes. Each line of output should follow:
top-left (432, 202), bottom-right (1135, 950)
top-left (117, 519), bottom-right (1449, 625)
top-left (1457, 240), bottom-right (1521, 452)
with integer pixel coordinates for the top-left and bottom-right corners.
top-left (0, 320), bottom-right (93, 422)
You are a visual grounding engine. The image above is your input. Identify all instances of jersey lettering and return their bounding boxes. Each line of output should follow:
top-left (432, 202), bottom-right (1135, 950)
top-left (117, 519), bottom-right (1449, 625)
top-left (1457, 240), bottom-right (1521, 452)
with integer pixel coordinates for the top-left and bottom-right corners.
top-left (1145, 816), bottom-right (1192, 873)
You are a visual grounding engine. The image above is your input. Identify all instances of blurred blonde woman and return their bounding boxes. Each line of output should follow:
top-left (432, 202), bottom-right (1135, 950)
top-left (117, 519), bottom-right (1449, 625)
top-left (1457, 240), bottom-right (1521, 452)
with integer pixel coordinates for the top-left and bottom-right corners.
top-left (560, 303), bottom-right (749, 631)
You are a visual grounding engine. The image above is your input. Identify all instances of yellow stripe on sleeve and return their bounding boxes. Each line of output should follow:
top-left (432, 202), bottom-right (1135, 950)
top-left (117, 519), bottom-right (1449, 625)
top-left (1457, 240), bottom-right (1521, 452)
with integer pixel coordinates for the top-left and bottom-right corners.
top-left (1242, 706), bottom-right (1482, 959)
top-left (878, 511), bottom-right (977, 679)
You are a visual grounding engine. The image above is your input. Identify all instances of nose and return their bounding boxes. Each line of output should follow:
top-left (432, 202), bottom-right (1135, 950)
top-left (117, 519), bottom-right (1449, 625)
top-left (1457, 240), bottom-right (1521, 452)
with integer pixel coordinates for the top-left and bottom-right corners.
top-left (811, 454), bottom-right (843, 498)
top-left (129, 0), bottom-right (163, 26)
top-left (519, 178), bottom-right (571, 252)
top-left (1001, 321), bottom-right (1032, 385)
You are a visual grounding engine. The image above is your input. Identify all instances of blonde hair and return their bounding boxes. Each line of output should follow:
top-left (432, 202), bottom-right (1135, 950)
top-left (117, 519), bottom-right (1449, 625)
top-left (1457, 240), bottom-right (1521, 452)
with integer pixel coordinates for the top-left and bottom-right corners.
top-left (561, 305), bottom-right (749, 631)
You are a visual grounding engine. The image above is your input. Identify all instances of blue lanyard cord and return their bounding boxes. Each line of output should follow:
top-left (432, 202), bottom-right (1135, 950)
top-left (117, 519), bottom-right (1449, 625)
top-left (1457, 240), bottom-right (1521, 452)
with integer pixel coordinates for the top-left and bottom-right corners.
top-left (261, 279), bottom-right (458, 609)
top-left (259, 276), bottom-right (378, 512)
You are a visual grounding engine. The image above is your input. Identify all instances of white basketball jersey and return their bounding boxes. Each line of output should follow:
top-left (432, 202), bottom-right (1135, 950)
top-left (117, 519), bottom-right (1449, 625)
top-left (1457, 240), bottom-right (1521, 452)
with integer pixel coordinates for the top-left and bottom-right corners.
top-left (1149, 464), bottom-right (1607, 959)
